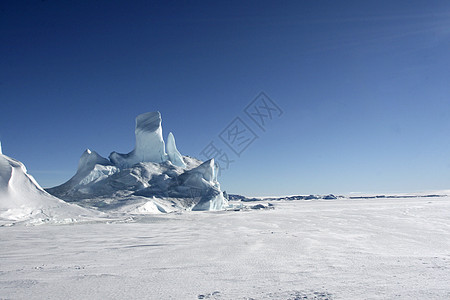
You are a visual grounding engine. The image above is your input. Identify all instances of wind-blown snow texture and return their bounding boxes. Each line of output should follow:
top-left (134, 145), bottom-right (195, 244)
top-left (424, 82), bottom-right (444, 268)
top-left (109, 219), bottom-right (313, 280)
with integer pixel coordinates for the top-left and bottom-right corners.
top-left (1, 197), bottom-right (449, 299)
top-left (47, 112), bottom-right (228, 212)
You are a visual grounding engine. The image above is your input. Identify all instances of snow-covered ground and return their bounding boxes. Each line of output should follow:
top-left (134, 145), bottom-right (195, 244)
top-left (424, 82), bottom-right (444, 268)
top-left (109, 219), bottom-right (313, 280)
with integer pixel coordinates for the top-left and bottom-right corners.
top-left (1, 196), bottom-right (449, 299)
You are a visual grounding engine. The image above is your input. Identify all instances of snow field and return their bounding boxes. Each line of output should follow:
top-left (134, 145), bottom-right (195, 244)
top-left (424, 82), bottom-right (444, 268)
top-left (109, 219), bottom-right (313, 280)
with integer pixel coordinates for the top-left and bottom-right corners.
top-left (1, 197), bottom-right (449, 299)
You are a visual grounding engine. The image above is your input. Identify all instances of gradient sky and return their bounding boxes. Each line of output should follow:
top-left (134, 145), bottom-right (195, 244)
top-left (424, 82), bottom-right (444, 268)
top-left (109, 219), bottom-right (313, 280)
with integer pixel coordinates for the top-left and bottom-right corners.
top-left (1, 1), bottom-right (449, 196)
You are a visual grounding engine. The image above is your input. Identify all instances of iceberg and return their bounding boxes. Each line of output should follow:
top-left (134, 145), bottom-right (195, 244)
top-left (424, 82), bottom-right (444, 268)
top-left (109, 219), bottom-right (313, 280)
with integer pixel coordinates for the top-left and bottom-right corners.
top-left (166, 132), bottom-right (186, 168)
top-left (174, 158), bottom-right (227, 210)
top-left (110, 112), bottom-right (168, 168)
top-left (47, 112), bottom-right (228, 212)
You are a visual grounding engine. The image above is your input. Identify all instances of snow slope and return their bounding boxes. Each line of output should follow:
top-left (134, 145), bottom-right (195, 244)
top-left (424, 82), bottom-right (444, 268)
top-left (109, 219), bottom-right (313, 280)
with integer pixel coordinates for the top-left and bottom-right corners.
top-left (0, 148), bottom-right (100, 225)
top-left (0, 196), bottom-right (448, 299)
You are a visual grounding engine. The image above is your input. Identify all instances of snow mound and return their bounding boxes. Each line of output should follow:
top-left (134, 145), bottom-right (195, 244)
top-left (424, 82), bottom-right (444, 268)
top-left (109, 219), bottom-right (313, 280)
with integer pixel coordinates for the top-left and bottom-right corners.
top-left (130, 197), bottom-right (168, 214)
top-left (0, 148), bottom-right (100, 225)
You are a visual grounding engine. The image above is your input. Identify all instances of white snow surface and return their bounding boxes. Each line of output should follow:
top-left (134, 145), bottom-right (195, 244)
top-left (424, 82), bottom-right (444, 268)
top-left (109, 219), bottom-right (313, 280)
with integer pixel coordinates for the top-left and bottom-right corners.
top-left (0, 151), bottom-right (101, 225)
top-left (0, 197), bottom-right (449, 299)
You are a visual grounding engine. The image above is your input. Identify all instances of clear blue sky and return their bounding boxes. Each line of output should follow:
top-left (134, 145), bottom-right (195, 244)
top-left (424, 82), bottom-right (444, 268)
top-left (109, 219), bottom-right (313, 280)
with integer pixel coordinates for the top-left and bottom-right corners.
top-left (1, 1), bottom-right (449, 196)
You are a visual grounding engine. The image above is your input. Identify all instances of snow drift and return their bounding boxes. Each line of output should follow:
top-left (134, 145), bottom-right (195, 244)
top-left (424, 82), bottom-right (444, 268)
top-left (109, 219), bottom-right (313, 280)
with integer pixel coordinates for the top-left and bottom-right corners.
top-left (0, 145), bottom-right (99, 224)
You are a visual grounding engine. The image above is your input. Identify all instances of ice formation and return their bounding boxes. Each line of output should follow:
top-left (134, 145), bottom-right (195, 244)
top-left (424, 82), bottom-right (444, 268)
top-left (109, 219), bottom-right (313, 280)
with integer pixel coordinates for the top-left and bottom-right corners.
top-left (173, 158), bottom-right (226, 211)
top-left (47, 149), bottom-right (119, 200)
top-left (166, 132), bottom-right (186, 168)
top-left (110, 111), bottom-right (169, 168)
top-left (0, 145), bottom-right (98, 224)
top-left (79, 149), bottom-right (112, 172)
top-left (47, 112), bottom-right (228, 212)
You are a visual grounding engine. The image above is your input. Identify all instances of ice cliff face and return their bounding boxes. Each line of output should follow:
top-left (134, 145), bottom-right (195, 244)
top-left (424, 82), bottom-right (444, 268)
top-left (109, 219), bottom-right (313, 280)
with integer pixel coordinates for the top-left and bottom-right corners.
top-left (172, 159), bottom-right (225, 211)
top-left (110, 112), bottom-right (168, 168)
top-left (135, 158), bottom-right (226, 211)
top-left (47, 112), bottom-right (228, 212)
top-left (166, 132), bottom-right (186, 168)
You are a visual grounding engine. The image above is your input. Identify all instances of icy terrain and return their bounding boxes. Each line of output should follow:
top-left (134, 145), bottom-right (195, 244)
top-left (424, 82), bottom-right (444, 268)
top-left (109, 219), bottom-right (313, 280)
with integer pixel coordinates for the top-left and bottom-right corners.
top-left (0, 111), bottom-right (228, 225)
top-left (0, 196), bottom-right (449, 299)
top-left (47, 111), bottom-right (228, 212)
top-left (1, 112), bottom-right (448, 299)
